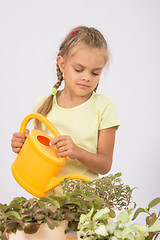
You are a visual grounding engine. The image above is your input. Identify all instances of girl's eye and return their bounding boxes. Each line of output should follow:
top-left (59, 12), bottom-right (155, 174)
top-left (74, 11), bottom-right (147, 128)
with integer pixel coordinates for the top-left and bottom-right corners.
top-left (92, 72), bottom-right (99, 76)
top-left (75, 69), bottom-right (82, 72)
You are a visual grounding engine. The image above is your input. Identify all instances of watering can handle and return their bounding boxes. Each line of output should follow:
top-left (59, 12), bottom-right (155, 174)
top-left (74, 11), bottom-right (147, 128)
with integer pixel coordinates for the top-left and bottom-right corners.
top-left (20, 113), bottom-right (61, 138)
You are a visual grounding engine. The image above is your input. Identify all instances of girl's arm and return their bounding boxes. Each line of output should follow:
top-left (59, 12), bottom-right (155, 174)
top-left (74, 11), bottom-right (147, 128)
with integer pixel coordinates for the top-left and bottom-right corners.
top-left (50, 126), bottom-right (116, 175)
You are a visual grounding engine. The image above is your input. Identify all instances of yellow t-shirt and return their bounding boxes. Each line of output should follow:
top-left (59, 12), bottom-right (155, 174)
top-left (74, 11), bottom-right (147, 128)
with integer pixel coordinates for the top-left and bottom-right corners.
top-left (33, 91), bottom-right (120, 180)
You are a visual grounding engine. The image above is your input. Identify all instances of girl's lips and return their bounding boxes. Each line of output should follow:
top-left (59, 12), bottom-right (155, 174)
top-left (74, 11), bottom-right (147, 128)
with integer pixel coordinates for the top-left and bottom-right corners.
top-left (77, 83), bottom-right (89, 88)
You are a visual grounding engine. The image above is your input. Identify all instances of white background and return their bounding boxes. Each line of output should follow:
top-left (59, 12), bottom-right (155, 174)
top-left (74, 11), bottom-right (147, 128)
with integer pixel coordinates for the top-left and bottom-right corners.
top-left (0, 0), bottom-right (160, 223)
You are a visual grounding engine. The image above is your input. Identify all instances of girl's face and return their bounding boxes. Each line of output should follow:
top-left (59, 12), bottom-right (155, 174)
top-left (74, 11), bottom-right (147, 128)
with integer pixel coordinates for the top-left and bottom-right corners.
top-left (58, 45), bottom-right (106, 98)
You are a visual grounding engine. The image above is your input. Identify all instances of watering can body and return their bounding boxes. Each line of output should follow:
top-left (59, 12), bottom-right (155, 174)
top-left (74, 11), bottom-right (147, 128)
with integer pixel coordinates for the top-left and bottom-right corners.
top-left (12, 113), bottom-right (90, 198)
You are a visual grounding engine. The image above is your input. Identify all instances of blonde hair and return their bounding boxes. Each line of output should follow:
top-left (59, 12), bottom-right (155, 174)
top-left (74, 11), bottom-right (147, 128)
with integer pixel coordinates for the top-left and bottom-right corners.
top-left (35, 26), bottom-right (109, 129)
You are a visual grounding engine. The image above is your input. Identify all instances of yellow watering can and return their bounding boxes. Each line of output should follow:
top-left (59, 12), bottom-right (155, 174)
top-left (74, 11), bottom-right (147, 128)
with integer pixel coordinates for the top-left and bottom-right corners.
top-left (11, 113), bottom-right (91, 198)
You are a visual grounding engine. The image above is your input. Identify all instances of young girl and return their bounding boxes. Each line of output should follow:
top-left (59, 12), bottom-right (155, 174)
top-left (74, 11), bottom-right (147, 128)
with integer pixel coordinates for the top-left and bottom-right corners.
top-left (11, 26), bottom-right (120, 181)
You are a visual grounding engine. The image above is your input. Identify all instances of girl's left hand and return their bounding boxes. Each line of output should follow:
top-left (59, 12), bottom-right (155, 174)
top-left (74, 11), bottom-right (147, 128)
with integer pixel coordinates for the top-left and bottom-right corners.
top-left (49, 135), bottom-right (79, 159)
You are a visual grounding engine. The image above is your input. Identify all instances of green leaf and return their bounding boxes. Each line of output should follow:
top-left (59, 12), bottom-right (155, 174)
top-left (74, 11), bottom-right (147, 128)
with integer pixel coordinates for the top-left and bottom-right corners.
top-left (37, 201), bottom-right (45, 209)
top-left (109, 209), bottom-right (116, 218)
top-left (78, 208), bottom-right (94, 228)
top-left (49, 199), bottom-right (60, 208)
top-left (114, 230), bottom-right (122, 238)
top-left (132, 208), bottom-right (146, 221)
top-left (10, 197), bottom-right (27, 205)
top-left (148, 197), bottom-right (160, 210)
top-left (121, 224), bottom-right (143, 239)
top-left (106, 222), bottom-right (117, 234)
top-left (5, 204), bottom-right (22, 211)
top-left (95, 224), bottom-right (108, 236)
top-left (115, 172), bottom-right (122, 178)
top-left (0, 212), bottom-right (5, 218)
top-left (22, 215), bottom-right (33, 222)
top-left (117, 210), bottom-right (130, 224)
top-left (39, 197), bottom-right (60, 208)
top-left (6, 211), bottom-right (21, 220)
top-left (92, 207), bottom-right (110, 221)
top-left (148, 219), bottom-right (160, 233)
top-left (38, 197), bottom-right (50, 202)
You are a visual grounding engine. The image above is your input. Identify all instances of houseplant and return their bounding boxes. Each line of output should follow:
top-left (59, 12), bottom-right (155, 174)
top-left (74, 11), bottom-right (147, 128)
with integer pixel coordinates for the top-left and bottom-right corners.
top-left (77, 197), bottom-right (160, 240)
top-left (0, 173), bottom-right (133, 240)
top-left (0, 197), bottom-right (68, 240)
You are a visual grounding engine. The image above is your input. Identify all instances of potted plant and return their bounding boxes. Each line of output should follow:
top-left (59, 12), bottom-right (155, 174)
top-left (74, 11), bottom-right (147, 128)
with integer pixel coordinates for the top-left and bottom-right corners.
top-left (0, 196), bottom-right (68, 240)
top-left (0, 173), bottom-right (134, 240)
top-left (77, 197), bottom-right (160, 240)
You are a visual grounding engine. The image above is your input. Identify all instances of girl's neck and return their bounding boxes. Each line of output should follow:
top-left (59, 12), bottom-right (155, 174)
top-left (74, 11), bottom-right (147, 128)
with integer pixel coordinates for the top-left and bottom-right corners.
top-left (56, 90), bottom-right (93, 108)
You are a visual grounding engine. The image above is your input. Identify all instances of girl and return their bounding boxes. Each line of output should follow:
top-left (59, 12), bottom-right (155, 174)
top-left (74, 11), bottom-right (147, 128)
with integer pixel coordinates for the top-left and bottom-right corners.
top-left (11, 26), bottom-right (120, 181)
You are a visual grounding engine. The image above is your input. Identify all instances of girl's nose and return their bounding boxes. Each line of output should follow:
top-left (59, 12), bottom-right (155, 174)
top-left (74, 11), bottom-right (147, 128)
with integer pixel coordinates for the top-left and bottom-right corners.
top-left (81, 75), bottom-right (91, 82)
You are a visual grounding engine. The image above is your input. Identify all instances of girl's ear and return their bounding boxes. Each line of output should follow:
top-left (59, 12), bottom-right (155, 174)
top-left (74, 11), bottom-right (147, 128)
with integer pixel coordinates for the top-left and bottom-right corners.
top-left (57, 56), bottom-right (65, 72)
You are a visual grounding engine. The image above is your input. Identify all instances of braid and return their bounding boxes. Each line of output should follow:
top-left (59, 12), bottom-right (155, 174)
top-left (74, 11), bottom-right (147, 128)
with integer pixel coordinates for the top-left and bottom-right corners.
top-left (34, 95), bottom-right (53, 129)
top-left (35, 56), bottom-right (64, 129)
top-left (94, 83), bottom-right (99, 93)
top-left (55, 60), bottom-right (63, 89)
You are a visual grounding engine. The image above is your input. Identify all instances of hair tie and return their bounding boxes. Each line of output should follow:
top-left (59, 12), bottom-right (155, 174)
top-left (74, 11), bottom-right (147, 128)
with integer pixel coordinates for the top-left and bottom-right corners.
top-left (51, 87), bottom-right (57, 96)
top-left (71, 30), bottom-right (78, 35)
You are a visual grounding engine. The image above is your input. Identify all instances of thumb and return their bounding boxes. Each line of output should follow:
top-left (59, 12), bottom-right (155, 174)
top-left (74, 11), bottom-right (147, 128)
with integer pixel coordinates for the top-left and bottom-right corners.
top-left (25, 129), bottom-right (29, 138)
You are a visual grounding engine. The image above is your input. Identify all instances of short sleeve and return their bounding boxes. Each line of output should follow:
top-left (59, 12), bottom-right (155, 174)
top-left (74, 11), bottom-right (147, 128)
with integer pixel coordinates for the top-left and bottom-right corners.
top-left (99, 99), bottom-right (120, 130)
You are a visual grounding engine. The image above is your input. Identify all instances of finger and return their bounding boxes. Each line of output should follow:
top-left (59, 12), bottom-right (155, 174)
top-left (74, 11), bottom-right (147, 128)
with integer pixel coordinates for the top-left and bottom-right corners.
top-left (58, 145), bottom-right (68, 153)
top-left (11, 141), bottom-right (24, 148)
top-left (57, 151), bottom-right (68, 157)
top-left (11, 137), bottom-right (26, 144)
top-left (56, 140), bottom-right (68, 149)
top-left (25, 129), bottom-right (29, 137)
top-left (49, 138), bottom-right (58, 146)
top-left (13, 132), bottom-right (26, 139)
top-left (49, 136), bottom-right (66, 146)
top-left (12, 147), bottom-right (21, 154)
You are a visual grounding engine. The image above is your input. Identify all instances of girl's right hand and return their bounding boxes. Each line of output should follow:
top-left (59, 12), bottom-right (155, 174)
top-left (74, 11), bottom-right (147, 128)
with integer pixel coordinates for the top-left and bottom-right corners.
top-left (11, 129), bottom-right (29, 153)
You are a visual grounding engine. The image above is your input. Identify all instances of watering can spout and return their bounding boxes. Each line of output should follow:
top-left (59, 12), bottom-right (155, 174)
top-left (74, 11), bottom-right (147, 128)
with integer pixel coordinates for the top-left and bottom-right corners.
top-left (44, 174), bottom-right (91, 195)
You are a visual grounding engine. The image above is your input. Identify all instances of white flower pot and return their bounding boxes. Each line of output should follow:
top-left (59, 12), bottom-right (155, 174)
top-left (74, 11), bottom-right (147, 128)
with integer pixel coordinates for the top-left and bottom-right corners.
top-left (9, 221), bottom-right (68, 240)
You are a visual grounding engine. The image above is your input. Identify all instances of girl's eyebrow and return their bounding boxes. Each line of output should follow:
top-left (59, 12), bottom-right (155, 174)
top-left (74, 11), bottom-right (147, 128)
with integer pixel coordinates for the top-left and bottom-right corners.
top-left (74, 63), bottom-right (84, 68)
top-left (74, 63), bottom-right (103, 70)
